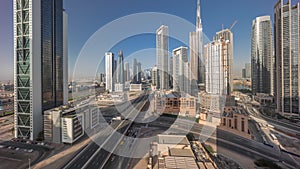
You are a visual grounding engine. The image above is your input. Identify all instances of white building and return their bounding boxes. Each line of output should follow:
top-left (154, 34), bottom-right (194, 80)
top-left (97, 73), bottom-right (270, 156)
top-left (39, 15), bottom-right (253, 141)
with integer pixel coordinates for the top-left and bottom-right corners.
top-left (44, 104), bottom-right (99, 143)
top-left (172, 47), bottom-right (190, 94)
top-left (105, 52), bottom-right (115, 92)
top-left (156, 25), bottom-right (169, 90)
top-left (251, 16), bottom-right (273, 95)
top-left (130, 84), bottom-right (142, 91)
top-left (61, 114), bottom-right (84, 144)
top-left (205, 29), bottom-right (233, 96)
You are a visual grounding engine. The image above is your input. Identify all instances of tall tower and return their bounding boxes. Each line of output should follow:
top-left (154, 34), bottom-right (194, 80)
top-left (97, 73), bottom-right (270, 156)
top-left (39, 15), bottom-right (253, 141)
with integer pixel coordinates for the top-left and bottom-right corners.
top-left (105, 52), bottom-right (115, 92)
top-left (137, 62), bottom-right (142, 83)
top-left (169, 56), bottom-right (173, 88)
top-left (156, 25), bottom-right (169, 90)
top-left (133, 58), bottom-right (138, 83)
top-left (274, 0), bottom-right (300, 117)
top-left (63, 10), bottom-right (68, 105)
top-left (205, 30), bottom-right (233, 96)
top-left (13, 0), bottom-right (66, 140)
top-left (190, 0), bottom-right (203, 94)
top-left (196, 0), bottom-right (204, 85)
top-left (251, 16), bottom-right (273, 95)
top-left (172, 47), bottom-right (189, 93)
top-left (125, 62), bottom-right (130, 82)
top-left (117, 50), bottom-right (124, 84)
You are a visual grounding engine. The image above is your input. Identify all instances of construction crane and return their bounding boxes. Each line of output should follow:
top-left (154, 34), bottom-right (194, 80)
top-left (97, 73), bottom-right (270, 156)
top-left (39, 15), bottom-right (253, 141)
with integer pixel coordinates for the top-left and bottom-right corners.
top-left (229, 20), bottom-right (238, 31)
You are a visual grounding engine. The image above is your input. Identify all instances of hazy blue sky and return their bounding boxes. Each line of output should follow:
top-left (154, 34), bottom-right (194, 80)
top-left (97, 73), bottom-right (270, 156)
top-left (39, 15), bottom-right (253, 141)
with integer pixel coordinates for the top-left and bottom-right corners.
top-left (0, 0), bottom-right (284, 81)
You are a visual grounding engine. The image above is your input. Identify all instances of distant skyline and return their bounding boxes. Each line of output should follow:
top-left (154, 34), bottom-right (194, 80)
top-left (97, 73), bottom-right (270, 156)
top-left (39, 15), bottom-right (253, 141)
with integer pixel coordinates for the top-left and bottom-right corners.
top-left (0, 0), bottom-right (285, 81)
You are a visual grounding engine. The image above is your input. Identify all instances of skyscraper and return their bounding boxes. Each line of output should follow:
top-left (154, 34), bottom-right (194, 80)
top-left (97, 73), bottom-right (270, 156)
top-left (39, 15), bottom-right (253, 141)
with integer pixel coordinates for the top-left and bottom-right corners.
top-left (133, 58), bottom-right (138, 83)
top-left (152, 66), bottom-right (158, 88)
top-left (196, 0), bottom-right (204, 85)
top-left (205, 29), bottom-right (233, 96)
top-left (125, 62), bottom-right (130, 82)
top-left (242, 68), bottom-right (246, 79)
top-left (137, 62), bottom-right (142, 83)
top-left (63, 10), bottom-right (68, 105)
top-left (251, 16), bottom-right (274, 95)
top-left (156, 25), bottom-right (169, 90)
top-left (117, 50), bottom-right (124, 84)
top-left (190, 0), bottom-right (204, 94)
top-left (245, 63), bottom-right (251, 79)
top-left (172, 47), bottom-right (189, 93)
top-left (190, 32), bottom-right (198, 94)
top-left (274, 0), bottom-right (300, 116)
top-left (169, 56), bottom-right (173, 88)
top-left (105, 52), bottom-right (115, 92)
top-left (14, 0), bottom-right (66, 140)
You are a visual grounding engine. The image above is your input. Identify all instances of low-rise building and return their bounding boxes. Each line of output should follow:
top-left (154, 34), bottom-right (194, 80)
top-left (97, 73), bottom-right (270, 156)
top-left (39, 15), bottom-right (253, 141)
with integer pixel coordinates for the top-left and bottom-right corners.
top-left (198, 92), bottom-right (236, 122)
top-left (155, 92), bottom-right (196, 117)
top-left (115, 83), bottom-right (124, 92)
top-left (219, 106), bottom-right (251, 139)
top-left (130, 84), bottom-right (142, 91)
top-left (253, 93), bottom-right (274, 106)
top-left (44, 104), bottom-right (99, 144)
top-left (150, 135), bottom-right (217, 169)
top-left (61, 114), bottom-right (84, 144)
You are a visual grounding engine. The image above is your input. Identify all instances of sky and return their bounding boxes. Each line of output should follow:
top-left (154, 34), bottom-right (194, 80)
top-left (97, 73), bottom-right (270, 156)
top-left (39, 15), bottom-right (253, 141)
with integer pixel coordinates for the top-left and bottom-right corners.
top-left (0, 0), bottom-right (286, 81)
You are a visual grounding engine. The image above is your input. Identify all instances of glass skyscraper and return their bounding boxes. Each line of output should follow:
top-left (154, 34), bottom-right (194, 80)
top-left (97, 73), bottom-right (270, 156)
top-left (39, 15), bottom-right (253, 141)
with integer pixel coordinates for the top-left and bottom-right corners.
top-left (156, 25), bottom-right (169, 90)
top-left (14, 0), bottom-right (66, 140)
top-left (117, 50), bottom-right (124, 84)
top-left (190, 0), bottom-right (203, 95)
top-left (274, 0), bottom-right (300, 116)
top-left (251, 16), bottom-right (274, 95)
top-left (105, 52), bottom-right (115, 92)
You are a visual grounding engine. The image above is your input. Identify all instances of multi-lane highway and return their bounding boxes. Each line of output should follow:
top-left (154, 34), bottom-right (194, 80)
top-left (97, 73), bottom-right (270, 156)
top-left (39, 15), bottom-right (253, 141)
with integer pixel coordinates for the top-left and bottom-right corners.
top-left (62, 93), bottom-right (149, 169)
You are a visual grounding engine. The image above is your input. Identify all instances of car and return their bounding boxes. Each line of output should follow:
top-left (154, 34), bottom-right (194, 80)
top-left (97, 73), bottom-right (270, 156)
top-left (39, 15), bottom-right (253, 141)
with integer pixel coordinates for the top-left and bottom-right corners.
top-left (28, 149), bottom-right (33, 153)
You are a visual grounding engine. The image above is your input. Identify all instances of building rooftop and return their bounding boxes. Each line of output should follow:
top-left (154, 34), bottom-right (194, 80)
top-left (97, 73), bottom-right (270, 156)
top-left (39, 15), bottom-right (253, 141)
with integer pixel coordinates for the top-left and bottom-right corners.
top-left (163, 156), bottom-right (198, 169)
top-left (223, 106), bottom-right (247, 117)
top-left (169, 148), bottom-right (194, 157)
top-left (158, 135), bottom-right (190, 145)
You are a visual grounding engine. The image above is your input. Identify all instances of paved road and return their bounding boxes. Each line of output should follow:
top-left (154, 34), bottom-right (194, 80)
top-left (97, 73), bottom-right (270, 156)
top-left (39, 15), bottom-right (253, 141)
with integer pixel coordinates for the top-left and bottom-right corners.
top-left (83, 97), bottom-right (149, 169)
top-left (62, 93), bottom-right (149, 169)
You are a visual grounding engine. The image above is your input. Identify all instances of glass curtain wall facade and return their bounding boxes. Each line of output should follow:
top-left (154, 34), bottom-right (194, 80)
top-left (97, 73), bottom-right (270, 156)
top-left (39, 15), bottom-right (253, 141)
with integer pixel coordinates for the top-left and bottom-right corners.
top-left (251, 16), bottom-right (274, 95)
top-left (274, 0), bottom-right (300, 116)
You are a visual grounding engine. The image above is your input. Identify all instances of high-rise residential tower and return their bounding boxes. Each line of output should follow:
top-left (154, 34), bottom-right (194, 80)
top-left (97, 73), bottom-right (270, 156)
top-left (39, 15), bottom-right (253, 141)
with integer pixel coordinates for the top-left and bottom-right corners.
top-left (13, 0), bottom-right (66, 140)
top-left (172, 47), bottom-right (189, 93)
top-left (169, 56), bottom-right (173, 88)
top-left (125, 62), bottom-right (130, 82)
top-left (156, 25), bottom-right (169, 90)
top-left (190, 32), bottom-right (198, 94)
top-left (274, 0), bottom-right (300, 116)
top-left (137, 62), bottom-right (142, 83)
top-left (105, 52), bottom-right (115, 92)
top-left (251, 16), bottom-right (274, 95)
top-left (245, 63), bottom-right (251, 79)
top-left (152, 66), bottom-right (158, 88)
top-left (133, 58), bottom-right (138, 83)
top-left (63, 10), bottom-right (68, 105)
top-left (117, 50), bottom-right (124, 84)
top-left (205, 29), bottom-right (233, 95)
